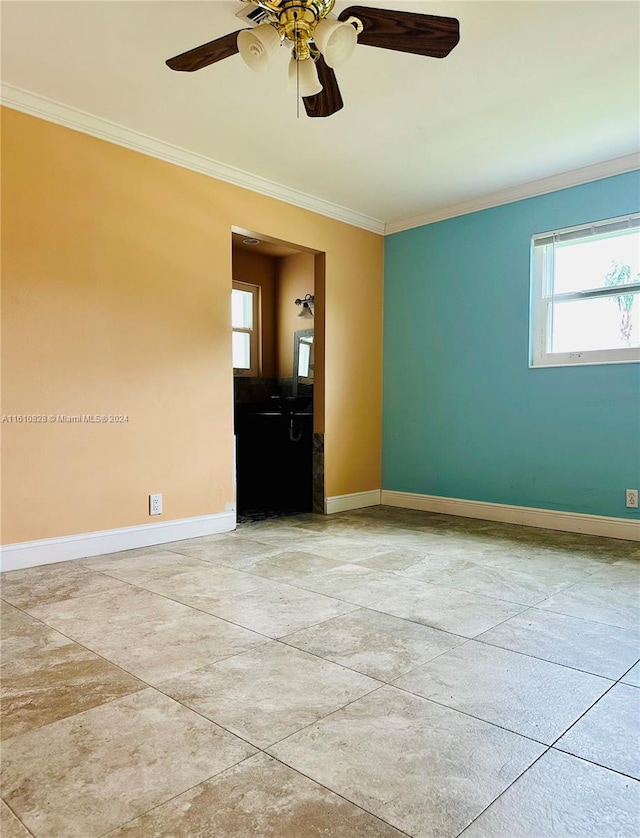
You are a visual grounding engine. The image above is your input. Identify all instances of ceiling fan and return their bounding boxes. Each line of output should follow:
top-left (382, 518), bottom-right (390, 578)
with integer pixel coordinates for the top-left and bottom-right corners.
top-left (166, 1), bottom-right (460, 118)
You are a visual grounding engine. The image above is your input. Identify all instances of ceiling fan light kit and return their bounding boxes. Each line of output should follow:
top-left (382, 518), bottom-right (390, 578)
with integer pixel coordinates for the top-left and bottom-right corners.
top-left (166, 1), bottom-right (460, 117)
top-left (313, 18), bottom-right (358, 68)
top-left (237, 23), bottom-right (282, 72)
top-left (287, 56), bottom-right (323, 97)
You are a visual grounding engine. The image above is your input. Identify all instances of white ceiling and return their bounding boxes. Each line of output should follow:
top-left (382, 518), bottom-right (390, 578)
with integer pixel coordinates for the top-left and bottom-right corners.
top-left (2, 1), bottom-right (639, 230)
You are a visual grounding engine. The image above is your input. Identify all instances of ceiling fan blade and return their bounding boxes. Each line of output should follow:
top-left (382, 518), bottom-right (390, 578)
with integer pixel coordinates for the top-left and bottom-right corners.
top-left (338, 6), bottom-right (459, 58)
top-left (166, 30), bottom-right (245, 72)
top-left (303, 57), bottom-right (343, 118)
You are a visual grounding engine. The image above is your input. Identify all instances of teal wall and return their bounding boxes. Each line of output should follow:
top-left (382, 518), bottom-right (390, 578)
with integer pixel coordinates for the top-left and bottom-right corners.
top-left (383, 171), bottom-right (640, 519)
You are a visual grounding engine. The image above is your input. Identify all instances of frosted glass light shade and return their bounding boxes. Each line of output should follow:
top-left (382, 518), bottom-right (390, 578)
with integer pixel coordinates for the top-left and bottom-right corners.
top-left (297, 301), bottom-right (314, 318)
top-left (287, 57), bottom-right (323, 97)
top-left (237, 24), bottom-right (281, 72)
top-left (313, 19), bottom-right (357, 67)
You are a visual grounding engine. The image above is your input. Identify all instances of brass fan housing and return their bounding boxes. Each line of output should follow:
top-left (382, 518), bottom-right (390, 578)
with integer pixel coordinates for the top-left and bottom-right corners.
top-left (249, 0), bottom-right (336, 60)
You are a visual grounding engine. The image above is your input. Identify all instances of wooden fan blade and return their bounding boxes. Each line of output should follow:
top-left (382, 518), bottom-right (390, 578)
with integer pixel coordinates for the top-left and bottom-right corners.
top-left (166, 30), bottom-right (245, 72)
top-left (303, 57), bottom-right (343, 118)
top-left (338, 6), bottom-right (459, 58)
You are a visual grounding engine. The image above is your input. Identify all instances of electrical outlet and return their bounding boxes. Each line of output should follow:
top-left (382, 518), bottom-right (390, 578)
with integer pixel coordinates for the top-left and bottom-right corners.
top-left (626, 489), bottom-right (639, 509)
top-left (149, 493), bottom-right (163, 515)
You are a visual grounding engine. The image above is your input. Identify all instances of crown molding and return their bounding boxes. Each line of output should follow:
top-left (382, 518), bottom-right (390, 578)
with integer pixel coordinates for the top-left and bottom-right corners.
top-left (385, 153), bottom-right (640, 235)
top-left (3, 83), bottom-right (637, 239)
top-left (0, 83), bottom-right (385, 236)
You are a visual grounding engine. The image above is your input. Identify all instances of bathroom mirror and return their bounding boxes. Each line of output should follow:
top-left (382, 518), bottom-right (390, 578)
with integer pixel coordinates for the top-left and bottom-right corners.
top-left (293, 329), bottom-right (314, 395)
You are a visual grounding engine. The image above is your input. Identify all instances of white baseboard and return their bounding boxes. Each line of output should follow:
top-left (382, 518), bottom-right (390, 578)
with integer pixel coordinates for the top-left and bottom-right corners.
top-left (0, 512), bottom-right (237, 572)
top-left (381, 491), bottom-right (640, 542)
top-left (325, 490), bottom-right (382, 515)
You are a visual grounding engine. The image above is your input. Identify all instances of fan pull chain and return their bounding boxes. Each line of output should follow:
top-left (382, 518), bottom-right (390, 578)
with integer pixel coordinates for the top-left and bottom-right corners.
top-left (294, 11), bottom-right (300, 119)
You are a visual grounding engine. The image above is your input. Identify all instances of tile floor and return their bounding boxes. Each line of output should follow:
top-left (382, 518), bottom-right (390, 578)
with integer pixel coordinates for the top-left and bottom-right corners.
top-left (1, 507), bottom-right (639, 837)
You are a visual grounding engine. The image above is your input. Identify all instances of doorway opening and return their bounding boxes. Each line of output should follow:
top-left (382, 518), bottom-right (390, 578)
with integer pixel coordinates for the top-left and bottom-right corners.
top-left (231, 229), bottom-right (325, 524)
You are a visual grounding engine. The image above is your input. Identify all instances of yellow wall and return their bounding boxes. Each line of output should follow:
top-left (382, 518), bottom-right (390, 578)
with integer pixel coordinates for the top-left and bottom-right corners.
top-left (1, 107), bottom-right (383, 544)
top-left (275, 252), bottom-right (315, 378)
top-left (232, 248), bottom-right (277, 377)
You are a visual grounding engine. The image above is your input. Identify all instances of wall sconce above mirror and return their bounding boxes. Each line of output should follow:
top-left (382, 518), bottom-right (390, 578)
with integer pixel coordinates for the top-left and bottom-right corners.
top-left (295, 294), bottom-right (314, 318)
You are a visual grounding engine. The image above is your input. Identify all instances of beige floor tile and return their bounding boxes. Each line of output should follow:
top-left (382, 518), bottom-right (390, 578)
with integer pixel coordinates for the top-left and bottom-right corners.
top-left (477, 608), bottom-right (640, 679)
top-left (148, 532), bottom-right (235, 553)
top-left (281, 562), bottom-right (400, 601)
top-left (285, 522), bottom-right (347, 536)
top-left (394, 641), bottom-right (611, 744)
top-left (1, 689), bottom-right (255, 838)
top-left (373, 528), bottom-right (460, 552)
top-left (243, 550), bottom-right (347, 582)
top-left (622, 660), bottom-right (640, 687)
top-left (1, 601), bottom-right (72, 660)
top-left (610, 554), bottom-right (640, 572)
top-left (539, 567), bottom-right (640, 631)
top-left (79, 544), bottom-right (188, 562)
top-left (403, 561), bottom-right (591, 606)
top-left (118, 561), bottom-right (281, 610)
top-left (159, 642), bottom-right (379, 748)
top-left (555, 683), bottom-right (640, 779)
top-left (203, 582), bottom-right (358, 637)
top-left (356, 546), bottom-right (433, 572)
top-left (274, 535), bottom-right (394, 564)
top-left (28, 585), bottom-right (267, 683)
top-left (482, 545), bottom-right (617, 575)
top-left (360, 577), bottom-right (525, 637)
top-left (1, 605), bottom-right (143, 739)
top-left (169, 535), bottom-right (282, 569)
top-left (3, 509), bottom-right (638, 838)
top-left (106, 752), bottom-right (404, 837)
top-left (591, 560), bottom-right (640, 582)
top-left (0, 562), bottom-right (130, 611)
top-left (243, 525), bottom-right (327, 547)
top-left (2, 632), bottom-right (144, 740)
top-left (0, 800), bottom-right (32, 838)
top-left (282, 607), bottom-right (465, 681)
top-left (270, 685), bottom-right (544, 838)
top-left (79, 550), bottom-right (207, 583)
top-left (461, 750), bottom-right (640, 838)
top-left (335, 523), bottom-right (422, 544)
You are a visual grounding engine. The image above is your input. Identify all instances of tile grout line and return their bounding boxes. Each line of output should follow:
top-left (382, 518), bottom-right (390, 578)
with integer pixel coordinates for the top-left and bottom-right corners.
top-left (616, 659), bottom-right (640, 685)
top-left (457, 744), bottom-right (640, 838)
top-left (143, 680), bottom-right (419, 836)
top-left (0, 797), bottom-right (37, 838)
top-left (386, 680), bottom-right (555, 750)
top-left (92, 751), bottom-right (261, 838)
top-left (470, 631), bottom-right (630, 680)
top-left (545, 675), bottom-right (632, 750)
top-left (549, 747), bottom-right (640, 783)
top-left (276, 610), bottom-right (470, 682)
top-left (1, 589), bottom-right (278, 673)
top-left (94, 744), bottom-right (415, 838)
top-left (455, 746), bottom-right (554, 837)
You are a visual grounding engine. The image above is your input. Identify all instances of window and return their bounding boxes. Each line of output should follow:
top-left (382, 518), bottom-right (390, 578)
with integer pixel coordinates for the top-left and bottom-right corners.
top-left (530, 214), bottom-right (640, 367)
top-left (232, 281), bottom-right (259, 375)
